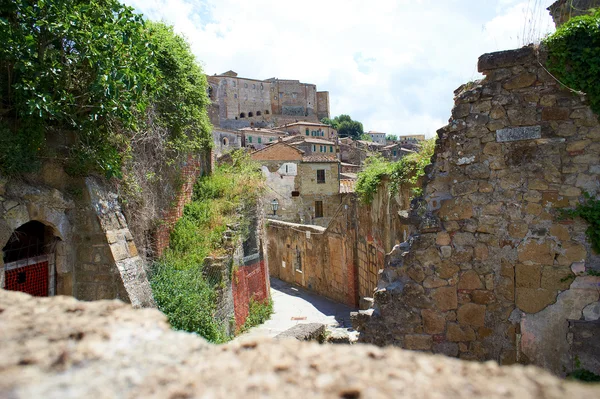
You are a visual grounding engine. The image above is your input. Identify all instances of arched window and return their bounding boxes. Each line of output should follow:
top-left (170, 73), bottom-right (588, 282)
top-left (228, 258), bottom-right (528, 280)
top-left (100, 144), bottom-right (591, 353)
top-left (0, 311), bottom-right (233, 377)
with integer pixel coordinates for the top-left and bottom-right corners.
top-left (257, 111), bottom-right (262, 116)
top-left (265, 110), bottom-right (270, 114)
top-left (222, 137), bottom-right (229, 146)
top-left (240, 113), bottom-right (246, 118)
top-left (248, 112), bottom-right (254, 117)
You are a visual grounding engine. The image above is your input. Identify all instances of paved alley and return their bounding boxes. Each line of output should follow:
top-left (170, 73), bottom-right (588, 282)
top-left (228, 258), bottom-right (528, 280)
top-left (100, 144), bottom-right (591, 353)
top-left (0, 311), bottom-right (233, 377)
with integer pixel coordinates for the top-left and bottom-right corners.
top-left (236, 277), bottom-right (357, 341)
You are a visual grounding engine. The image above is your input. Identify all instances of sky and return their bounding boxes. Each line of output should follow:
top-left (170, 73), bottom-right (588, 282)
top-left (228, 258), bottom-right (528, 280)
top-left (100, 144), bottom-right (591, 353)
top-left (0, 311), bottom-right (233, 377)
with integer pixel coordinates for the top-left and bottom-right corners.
top-left (122, 0), bottom-right (557, 137)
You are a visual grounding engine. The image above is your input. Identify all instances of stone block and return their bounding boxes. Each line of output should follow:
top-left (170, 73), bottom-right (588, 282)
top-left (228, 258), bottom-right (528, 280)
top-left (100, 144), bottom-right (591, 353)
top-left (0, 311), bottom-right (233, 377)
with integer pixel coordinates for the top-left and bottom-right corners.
top-left (432, 286), bottom-right (458, 311)
top-left (541, 267), bottom-right (573, 291)
top-left (503, 72), bottom-right (537, 90)
top-left (515, 288), bottom-right (557, 313)
top-left (541, 192), bottom-right (569, 208)
top-left (542, 107), bottom-right (570, 121)
top-left (458, 270), bottom-right (484, 290)
top-left (549, 224), bottom-right (570, 242)
top-left (471, 290), bottom-right (495, 305)
top-left (446, 323), bottom-right (476, 342)
top-left (109, 242), bottom-right (130, 262)
top-left (474, 244), bottom-right (489, 261)
top-left (557, 242), bottom-right (587, 266)
top-left (583, 302), bottom-right (600, 321)
top-left (496, 126), bottom-right (541, 142)
top-left (436, 262), bottom-right (460, 279)
top-left (458, 303), bottom-right (486, 327)
top-left (436, 232), bottom-right (451, 246)
top-left (517, 241), bottom-right (554, 265)
top-left (477, 47), bottom-right (535, 72)
top-left (423, 276), bottom-right (448, 289)
top-left (422, 309), bottom-right (446, 334)
top-left (404, 334), bottom-right (433, 351)
top-left (515, 264), bottom-right (541, 289)
top-left (465, 163), bottom-right (491, 179)
top-left (508, 222), bottom-right (528, 239)
top-left (276, 323), bottom-right (325, 342)
top-left (440, 246), bottom-right (452, 259)
top-left (432, 342), bottom-right (459, 357)
top-left (439, 199), bottom-right (473, 221)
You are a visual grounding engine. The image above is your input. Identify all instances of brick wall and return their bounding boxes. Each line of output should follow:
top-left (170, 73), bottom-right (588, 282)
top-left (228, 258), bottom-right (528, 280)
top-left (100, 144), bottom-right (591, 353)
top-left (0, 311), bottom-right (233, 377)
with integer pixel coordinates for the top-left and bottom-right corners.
top-left (154, 152), bottom-right (211, 257)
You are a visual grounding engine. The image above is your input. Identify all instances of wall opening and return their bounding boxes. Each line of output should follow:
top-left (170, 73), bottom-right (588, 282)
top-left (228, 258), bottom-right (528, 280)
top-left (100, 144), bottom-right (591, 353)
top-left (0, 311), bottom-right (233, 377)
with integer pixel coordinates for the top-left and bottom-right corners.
top-left (240, 113), bottom-right (246, 118)
top-left (256, 111), bottom-right (262, 116)
top-left (248, 112), bottom-right (254, 117)
top-left (2, 220), bottom-right (60, 297)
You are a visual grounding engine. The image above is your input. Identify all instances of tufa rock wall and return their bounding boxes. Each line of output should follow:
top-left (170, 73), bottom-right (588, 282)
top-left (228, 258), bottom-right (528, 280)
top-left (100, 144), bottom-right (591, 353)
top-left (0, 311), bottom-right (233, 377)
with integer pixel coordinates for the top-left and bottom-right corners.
top-left (1, 289), bottom-right (599, 398)
top-left (357, 46), bottom-right (600, 375)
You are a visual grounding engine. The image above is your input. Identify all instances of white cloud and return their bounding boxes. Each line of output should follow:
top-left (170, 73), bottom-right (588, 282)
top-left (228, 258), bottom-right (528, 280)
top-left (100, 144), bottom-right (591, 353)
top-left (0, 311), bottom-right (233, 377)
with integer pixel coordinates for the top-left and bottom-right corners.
top-left (123, 0), bottom-right (555, 137)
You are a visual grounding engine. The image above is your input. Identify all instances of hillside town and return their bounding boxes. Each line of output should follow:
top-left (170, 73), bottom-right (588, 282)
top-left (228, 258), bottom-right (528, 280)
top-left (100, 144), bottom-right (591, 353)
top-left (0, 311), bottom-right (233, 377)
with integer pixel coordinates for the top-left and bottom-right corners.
top-left (1, 0), bottom-right (600, 397)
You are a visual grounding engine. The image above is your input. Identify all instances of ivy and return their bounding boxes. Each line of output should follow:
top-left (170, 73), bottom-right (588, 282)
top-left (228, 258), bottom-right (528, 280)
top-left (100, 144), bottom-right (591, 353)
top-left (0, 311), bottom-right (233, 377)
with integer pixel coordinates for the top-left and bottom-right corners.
top-left (355, 139), bottom-right (435, 204)
top-left (561, 192), bottom-right (600, 253)
top-left (0, 0), bottom-right (211, 178)
top-left (544, 9), bottom-right (600, 114)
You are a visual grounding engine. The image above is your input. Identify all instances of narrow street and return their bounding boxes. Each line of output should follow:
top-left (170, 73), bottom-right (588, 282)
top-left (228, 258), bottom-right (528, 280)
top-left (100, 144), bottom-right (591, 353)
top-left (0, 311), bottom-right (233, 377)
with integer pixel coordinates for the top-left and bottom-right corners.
top-left (236, 278), bottom-right (357, 341)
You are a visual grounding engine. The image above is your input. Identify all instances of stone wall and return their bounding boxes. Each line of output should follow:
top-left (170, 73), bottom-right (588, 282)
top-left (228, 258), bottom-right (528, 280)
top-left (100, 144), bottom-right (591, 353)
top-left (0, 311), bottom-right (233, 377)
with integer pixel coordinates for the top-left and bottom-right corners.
top-left (316, 91), bottom-right (331, 121)
top-left (267, 181), bottom-right (412, 307)
top-left (3, 289), bottom-right (599, 398)
top-left (154, 153), bottom-right (211, 257)
top-left (357, 45), bottom-right (600, 376)
top-left (547, 0), bottom-right (600, 27)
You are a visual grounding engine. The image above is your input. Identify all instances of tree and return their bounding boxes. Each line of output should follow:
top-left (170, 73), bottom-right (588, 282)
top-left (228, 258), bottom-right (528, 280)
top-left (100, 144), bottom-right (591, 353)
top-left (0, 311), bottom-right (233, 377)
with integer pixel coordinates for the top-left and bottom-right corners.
top-left (0, 1), bottom-right (211, 177)
top-left (321, 114), bottom-right (363, 139)
top-left (387, 134), bottom-right (398, 141)
top-left (359, 133), bottom-right (372, 142)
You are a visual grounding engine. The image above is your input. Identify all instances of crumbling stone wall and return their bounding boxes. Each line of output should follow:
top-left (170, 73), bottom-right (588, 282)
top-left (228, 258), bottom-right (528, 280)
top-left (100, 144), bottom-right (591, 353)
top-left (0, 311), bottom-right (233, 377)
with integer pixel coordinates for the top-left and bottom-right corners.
top-left (357, 46), bottom-right (600, 376)
top-left (548, 0), bottom-right (600, 27)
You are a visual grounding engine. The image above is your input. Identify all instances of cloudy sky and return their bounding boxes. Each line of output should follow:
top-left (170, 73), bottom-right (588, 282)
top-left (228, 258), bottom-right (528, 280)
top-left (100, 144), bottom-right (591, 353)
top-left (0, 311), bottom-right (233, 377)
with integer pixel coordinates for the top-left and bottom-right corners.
top-left (122, 0), bottom-right (556, 137)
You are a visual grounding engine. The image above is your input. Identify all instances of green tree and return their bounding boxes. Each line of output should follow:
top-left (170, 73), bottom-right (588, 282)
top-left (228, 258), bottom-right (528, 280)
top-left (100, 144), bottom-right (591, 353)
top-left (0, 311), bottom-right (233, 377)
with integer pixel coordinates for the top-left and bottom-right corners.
top-left (359, 133), bottom-right (372, 141)
top-left (321, 114), bottom-right (363, 139)
top-left (387, 134), bottom-right (398, 141)
top-left (0, 1), bottom-right (211, 177)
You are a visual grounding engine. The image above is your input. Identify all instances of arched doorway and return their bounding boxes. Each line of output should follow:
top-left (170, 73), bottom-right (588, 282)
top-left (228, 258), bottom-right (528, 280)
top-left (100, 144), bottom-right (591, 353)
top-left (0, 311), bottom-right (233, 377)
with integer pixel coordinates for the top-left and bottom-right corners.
top-left (2, 221), bottom-right (60, 297)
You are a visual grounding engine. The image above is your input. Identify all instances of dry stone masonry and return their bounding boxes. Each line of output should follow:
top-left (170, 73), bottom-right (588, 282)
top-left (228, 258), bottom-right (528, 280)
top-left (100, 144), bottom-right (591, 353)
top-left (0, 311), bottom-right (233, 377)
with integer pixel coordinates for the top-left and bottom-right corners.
top-left (357, 45), bottom-right (600, 376)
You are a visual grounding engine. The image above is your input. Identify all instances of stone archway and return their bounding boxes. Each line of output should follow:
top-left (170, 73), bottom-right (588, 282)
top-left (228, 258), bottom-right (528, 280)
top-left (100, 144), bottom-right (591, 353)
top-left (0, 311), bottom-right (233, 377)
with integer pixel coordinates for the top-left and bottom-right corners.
top-left (2, 220), bottom-right (61, 297)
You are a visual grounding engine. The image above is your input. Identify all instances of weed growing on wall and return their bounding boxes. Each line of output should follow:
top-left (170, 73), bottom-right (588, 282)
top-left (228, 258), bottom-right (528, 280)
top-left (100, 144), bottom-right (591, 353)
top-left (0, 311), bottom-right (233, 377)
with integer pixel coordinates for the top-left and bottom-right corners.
top-left (150, 151), bottom-right (265, 342)
top-left (355, 139), bottom-right (435, 204)
top-left (544, 9), bottom-right (600, 115)
top-left (238, 297), bottom-right (274, 334)
top-left (561, 192), bottom-right (600, 253)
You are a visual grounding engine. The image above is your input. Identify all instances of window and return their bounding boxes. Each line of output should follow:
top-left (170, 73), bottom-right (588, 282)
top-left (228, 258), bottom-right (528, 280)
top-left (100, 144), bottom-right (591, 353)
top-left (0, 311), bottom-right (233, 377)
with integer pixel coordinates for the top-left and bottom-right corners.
top-left (253, 84), bottom-right (256, 89)
top-left (312, 145), bottom-right (316, 152)
top-left (317, 169), bottom-right (325, 184)
top-left (240, 112), bottom-right (245, 118)
top-left (248, 112), bottom-right (253, 117)
top-left (269, 138), bottom-right (273, 142)
top-left (315, 201), bottom-right (323, 218)
top-left (222, 137), bottom-right (229, 146)
top-left (234, 94), bottom-right (237, 99)
top-left (295, 246), bottom-right (302, 272)
top-left (257, 111), bottom-right (262, 116)
top-left (306, 128), bottom-right (309, 136)
top-left (291, 191), bottom-right (300, 197)
top-left (330, 146), bottom-right (333, 153)
top-left (233, 81), bottom-right (236, 87)
top-left (320, 145), bottom-right (324, 152)
top-left (393, 150), bottom-right (397, 156)
top-left (265, 110), bottom-right (270, 114)
top-left (258, 137), bottom-right (262, 144)
top-left (248, 136), bottom-right (252, 143)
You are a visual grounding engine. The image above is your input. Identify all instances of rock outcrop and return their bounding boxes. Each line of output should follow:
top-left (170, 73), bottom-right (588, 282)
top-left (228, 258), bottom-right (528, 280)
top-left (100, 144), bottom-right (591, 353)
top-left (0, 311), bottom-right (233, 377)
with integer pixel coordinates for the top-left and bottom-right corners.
top-left (1, 289), bottom-right (598, 398)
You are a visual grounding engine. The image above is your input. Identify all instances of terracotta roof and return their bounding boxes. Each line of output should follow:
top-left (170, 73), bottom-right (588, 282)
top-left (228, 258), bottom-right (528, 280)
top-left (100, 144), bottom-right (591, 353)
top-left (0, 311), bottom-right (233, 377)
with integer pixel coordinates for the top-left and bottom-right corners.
top-left (357, 140), bottom-right (384, 146)
top-left (340, 172), bottom-right (357, 180)
top-left (341, 162), bottom-right (359, 167)
top-left (340, 179), bottom-right (356, 194)
top-left (301, 138), bottom-right (336, 145)
top-left (302, 156), bottom-right (338, 163)
top-left (250, 142), bottom-right (304, 157)
top-left (239, 128), bottom-right (287, 136)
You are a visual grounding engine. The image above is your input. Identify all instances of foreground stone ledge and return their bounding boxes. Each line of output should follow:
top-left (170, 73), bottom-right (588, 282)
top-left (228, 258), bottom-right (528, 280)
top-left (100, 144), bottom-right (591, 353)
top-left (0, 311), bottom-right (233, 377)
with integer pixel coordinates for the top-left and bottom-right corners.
top-left (1, 290), bottom-right (598, 398)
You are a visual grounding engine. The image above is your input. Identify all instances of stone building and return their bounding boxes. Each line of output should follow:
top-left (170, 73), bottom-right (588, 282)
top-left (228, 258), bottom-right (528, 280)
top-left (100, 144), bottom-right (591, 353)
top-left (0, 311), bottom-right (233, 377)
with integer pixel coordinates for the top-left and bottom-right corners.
top-left (547, 0), bottom-right (600, 27)
top-left (275, 121), bottom-right (337, 140)
top-left (212, 128), bottom-right (242, 158)
top-left (367, 131), bottom-right (387, 145)
top-left (238, 127), bottom-right (288, 150)
top-left (289, 137), bottom-right (337, 157)
top-left (397, 134), bottom-right (426, 147)
top-left (251, 143), bottom-right (341, 227)
top-left (207, 71), bottom-right (330, 130)
top-left (381, 143), bottom-right (415, 162)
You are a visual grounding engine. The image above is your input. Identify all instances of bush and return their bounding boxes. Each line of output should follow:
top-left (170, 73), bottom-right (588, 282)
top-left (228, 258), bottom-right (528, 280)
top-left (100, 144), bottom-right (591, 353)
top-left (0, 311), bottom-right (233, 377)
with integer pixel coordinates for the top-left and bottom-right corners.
top-left (239, 297), bottom-right (274, 334)
top-left (150, 151), bottom-right (265, 342)
top-left (544, 9), bottom-right (600, 115)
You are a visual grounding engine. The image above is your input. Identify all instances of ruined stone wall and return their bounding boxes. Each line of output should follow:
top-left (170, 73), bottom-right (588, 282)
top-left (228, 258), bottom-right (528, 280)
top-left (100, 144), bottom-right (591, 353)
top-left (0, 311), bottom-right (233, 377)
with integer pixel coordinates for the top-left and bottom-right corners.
top-left (548, 0), bottom-right (600, 27)
top-left (358, 46), bottom-right (600, 376)
top-left (154, 152), bottom-right (211, 257)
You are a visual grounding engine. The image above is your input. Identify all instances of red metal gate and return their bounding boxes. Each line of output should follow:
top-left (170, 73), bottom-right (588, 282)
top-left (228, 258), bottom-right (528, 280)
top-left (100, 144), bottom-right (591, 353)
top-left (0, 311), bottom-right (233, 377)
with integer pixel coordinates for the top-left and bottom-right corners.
top-left (4, 255), bottom-right (50, 297)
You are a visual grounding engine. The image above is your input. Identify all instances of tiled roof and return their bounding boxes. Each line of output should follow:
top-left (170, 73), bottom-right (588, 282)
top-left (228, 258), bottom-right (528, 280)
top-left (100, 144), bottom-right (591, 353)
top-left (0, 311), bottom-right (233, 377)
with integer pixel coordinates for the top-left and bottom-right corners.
top-left (340, 172), bottom-right (358, 180)
top-left (238, 128), bottom-right (287, 135)
top-left (276, 121), bottom-right (332, 128)
top-left (341, 162), bottom-right (359, 167)
top-left (301, 138), bottom-right (336, 145)
top-left (302, 156), bottom-right (338, 163)
top-left (340, 179), bottom-right (356, 193)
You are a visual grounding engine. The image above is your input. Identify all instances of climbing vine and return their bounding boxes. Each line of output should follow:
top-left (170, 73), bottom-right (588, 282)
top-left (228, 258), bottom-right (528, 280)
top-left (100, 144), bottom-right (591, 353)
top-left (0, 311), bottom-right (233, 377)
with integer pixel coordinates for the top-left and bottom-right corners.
top-left (544, 9), bottom-right (600, 114)
top-left (561, 192), bottom-right (600, 253)
top-left (355, 139), bottom-right (435, 204)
